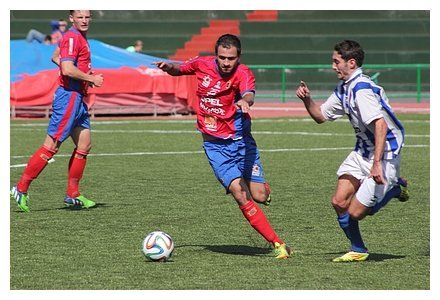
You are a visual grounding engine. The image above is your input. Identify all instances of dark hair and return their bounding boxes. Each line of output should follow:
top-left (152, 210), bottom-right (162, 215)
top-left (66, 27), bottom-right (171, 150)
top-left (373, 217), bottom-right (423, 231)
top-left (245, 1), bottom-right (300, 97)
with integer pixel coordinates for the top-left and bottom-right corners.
top-left (334, 40), bottom-right (365, 67)
top-left (215, 34), bottom-right (241, 56)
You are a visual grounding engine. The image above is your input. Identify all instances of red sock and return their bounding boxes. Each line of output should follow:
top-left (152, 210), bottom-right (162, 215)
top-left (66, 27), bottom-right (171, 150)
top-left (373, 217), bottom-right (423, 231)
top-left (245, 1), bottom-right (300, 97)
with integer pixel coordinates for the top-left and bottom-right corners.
top-left (17, 146), bottom-right (57, 193)
top-left (66, 149), bottom-right (88, 198)
top-left (239, 200), bottom-right (282, 244)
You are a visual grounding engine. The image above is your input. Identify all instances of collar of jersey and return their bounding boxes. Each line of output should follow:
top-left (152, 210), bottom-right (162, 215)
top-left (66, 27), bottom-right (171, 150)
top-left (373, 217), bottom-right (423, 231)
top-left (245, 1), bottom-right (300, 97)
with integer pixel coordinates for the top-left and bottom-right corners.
top-left (344, 68), bottom-right (363, 85)
top-left (69, 26), bottom-right (86, 37)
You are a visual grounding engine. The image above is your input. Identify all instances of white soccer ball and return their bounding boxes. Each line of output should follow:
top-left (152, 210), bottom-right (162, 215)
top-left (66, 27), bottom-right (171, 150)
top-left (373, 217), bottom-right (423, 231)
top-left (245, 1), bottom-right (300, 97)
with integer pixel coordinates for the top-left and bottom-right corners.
top-left (141, 231), bottom-right (174, 262)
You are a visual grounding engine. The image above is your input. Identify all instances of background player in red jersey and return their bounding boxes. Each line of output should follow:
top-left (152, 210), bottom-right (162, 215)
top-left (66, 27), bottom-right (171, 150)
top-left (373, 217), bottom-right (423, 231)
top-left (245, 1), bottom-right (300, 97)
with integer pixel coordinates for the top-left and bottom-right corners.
top-left (155, 34), bottom-right (291, 258)
top-left (11, 10), bottom-right (104, 211)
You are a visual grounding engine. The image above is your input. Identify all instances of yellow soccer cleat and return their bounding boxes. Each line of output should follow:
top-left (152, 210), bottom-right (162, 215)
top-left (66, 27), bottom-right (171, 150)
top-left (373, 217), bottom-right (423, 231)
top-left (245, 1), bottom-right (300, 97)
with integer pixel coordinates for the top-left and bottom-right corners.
top-left (263, 193), bottom-right (272, 206)
top-left (332, 251), bottom-right (369, 262)
top-left (274, 242), bottom-right (292, 259)
top-left (397, 177), bottom-right (409, 202)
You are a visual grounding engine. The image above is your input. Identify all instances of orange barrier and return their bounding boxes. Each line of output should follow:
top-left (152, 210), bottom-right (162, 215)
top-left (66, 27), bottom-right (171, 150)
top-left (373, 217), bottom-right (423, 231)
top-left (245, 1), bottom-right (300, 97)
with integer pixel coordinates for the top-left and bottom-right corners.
top-left (170, 20), bottom-right (240, 61)
top-left (246, 10), bottom-right (278, 22)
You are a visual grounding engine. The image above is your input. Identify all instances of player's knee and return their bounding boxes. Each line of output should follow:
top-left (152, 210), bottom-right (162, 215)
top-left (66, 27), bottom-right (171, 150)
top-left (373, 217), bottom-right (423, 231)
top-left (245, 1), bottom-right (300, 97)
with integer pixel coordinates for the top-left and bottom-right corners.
top-left (82, 143), bottom-right (92, 153)
top-left (228, 179), bottom-right (249, 205)
top-left (228, 179), bottom-right (240, 196)
top-left (75, 140), bottom-right (92, 154)
top-left (252, 188), bottom-right (268, 203)
top-left (348, 210), bottom-right (365, 221)
top-left (348, 202), bottom-right (368, 220)
top-left (331, 195), bottom-right (349, 212)
top-left (229, 180), bottom-right (246, 198)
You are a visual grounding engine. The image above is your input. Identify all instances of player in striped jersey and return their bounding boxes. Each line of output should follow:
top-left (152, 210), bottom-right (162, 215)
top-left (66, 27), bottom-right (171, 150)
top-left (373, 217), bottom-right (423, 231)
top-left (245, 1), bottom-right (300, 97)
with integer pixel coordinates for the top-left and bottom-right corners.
top-left (296, 40), bottom-right (408, 262)
top-left (11, 10), bottom-right (104, 212)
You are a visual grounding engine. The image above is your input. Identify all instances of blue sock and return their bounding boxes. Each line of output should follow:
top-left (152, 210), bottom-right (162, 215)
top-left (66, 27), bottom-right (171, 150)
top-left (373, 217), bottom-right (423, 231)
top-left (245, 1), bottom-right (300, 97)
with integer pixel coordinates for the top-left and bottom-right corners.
top-left (337, 212), bottom-right (368, 253)
top-left (370, 185), bottom-right (401, 215)
top-left (337, 212), bottom-right (352, 240)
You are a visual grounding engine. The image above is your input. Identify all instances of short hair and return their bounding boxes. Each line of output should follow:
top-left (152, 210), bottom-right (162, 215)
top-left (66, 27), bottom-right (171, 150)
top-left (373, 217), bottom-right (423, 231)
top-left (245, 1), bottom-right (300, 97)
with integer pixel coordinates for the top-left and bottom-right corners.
top-left (215, 34), bottom-right (241, 56)
top-left (135, 40), bottom-right (143, 46)
top-left (334, 40), bottom-right (365, 67)
top-left (69, 10), bottom-right (92, 17)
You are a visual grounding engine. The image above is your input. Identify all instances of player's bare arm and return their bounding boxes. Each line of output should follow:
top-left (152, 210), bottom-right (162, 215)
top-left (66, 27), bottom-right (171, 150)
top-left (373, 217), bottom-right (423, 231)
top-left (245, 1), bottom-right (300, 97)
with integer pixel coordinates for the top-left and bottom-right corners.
top-left (61, 60), bottom-right (104, 87)
top-left (154, 61), bottom-right (182, 76)
top-left (236, 93), bottom-right (254, 113)
top-left (369, 117), bottom-right (388, 184)
top-left (51, 47), bottom-right (60, 66)
top-left (296, 80), bottom-right (326, 124)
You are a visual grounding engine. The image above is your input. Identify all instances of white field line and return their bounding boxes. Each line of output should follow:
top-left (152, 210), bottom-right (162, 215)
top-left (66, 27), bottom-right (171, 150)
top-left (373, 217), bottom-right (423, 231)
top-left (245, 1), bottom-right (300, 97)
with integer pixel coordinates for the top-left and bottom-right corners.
top-left (250, 106), bottom-right (430, 113)
top-left (10, 144), bottom-right (429, 168)
top-left (10, 128), bottom-right (430, 138)
top-left (11, 163), bottom-right (27, 168)
top-left (10, 118), bottom-right (430, 127)
top-left (251, 107), bottom-right (307, 111)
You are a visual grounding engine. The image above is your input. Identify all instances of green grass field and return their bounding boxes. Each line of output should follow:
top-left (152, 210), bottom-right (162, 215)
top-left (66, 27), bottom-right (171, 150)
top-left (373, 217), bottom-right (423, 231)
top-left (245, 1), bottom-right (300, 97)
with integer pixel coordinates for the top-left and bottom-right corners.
top-left (10, 114), bottom-right (429, 290)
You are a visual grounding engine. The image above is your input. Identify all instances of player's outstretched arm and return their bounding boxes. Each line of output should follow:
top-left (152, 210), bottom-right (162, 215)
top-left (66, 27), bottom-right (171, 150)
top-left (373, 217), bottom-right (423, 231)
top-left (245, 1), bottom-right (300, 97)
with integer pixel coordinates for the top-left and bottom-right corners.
top-left (154, 61), bottom-right (182, 76)
top-left (296, 80), bottom-right (326, 124)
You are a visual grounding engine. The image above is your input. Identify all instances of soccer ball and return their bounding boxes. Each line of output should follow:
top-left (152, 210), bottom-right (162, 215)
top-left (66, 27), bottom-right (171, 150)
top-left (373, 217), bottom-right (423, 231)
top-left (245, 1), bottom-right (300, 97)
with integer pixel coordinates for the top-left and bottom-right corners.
top-left (141, 231), bottom-right (174, 262)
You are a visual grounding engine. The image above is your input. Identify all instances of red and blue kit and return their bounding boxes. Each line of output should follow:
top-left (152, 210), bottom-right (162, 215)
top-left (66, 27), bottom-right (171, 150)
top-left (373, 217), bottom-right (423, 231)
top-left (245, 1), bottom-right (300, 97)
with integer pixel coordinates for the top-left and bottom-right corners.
top-left (58, 27), bottom-right (91, 95)
top-left (47, 27), bottom-right (91, 142)
top-left (179, 56), bottom-right (255, 140)
top-left (178, 56), bottom-right (284, 248)
top-left (180, 56), bottom-right (265, 191)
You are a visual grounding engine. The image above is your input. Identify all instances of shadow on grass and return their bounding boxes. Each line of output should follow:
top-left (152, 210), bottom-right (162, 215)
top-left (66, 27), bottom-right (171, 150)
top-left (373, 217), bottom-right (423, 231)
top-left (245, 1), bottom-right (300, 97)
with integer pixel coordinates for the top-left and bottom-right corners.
top-left (176, 244), bottom-right (272, 257)
top-left (57, 203), bottom-right (108, 211)
top-left (325, 251), bottom-right (405, 262)
top-left (12, 203), bottom-right (109, 213)
top-left (367, 253), bottom-right (406, 261)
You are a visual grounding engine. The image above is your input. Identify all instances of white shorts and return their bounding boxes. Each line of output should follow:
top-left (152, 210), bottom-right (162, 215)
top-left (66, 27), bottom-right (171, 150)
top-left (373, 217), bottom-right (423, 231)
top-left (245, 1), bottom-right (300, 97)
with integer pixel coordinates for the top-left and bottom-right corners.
top-left (337, 151), bottom-right (401, 207)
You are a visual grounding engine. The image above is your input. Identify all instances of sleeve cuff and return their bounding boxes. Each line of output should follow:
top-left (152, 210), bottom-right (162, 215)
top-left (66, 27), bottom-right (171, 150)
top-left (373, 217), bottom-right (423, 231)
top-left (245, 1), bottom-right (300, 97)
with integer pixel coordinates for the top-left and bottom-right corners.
top-left (241, 90), bottom-right (255, 97)
top-left (364, 114), bottom-right (383, 125)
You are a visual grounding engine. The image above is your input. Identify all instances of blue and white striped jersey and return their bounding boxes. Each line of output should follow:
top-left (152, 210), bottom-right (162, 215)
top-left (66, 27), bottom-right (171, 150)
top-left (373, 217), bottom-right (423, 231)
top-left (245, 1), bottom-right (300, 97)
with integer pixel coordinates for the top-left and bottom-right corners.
top-left (320, 68), bottom-right (405, 160)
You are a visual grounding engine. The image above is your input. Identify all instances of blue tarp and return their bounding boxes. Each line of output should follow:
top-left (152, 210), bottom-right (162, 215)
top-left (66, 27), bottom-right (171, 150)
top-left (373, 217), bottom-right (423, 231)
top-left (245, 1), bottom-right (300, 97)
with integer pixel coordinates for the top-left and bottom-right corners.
top-left (10, 39), bottom-right (169, 83)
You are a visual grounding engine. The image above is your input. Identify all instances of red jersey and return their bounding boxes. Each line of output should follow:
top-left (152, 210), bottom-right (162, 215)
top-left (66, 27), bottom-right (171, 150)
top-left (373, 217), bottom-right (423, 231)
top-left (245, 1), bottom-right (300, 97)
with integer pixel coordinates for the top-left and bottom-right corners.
top-left (179, 56), bottom-right (255, 139)
top-left (58, 27), bottom-right (91, 95)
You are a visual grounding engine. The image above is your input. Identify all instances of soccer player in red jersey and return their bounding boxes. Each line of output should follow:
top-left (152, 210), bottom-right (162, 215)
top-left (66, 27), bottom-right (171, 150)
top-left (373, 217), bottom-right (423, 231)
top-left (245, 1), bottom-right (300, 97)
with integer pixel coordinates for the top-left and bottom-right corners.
top-left (155, 34), bottom-right (291, 258)
top-left (11, 10), bottom-right (104, 211)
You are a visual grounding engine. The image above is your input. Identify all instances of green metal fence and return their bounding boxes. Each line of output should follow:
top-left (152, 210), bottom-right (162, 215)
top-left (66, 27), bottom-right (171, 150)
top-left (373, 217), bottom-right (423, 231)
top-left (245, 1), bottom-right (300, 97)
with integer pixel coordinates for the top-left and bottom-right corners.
top-left (248, 64), bottom-right (430, 103)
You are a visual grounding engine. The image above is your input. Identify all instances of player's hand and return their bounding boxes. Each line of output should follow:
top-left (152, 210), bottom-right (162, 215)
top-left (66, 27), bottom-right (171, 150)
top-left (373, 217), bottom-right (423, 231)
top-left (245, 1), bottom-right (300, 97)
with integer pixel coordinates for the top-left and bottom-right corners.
top-left (91, 73), bottom-right (104, 87)
top-left (87, 70), bottom-right (95, 87)
top-left (154, 61), bottom-right (172, 72)
top-left (369, 161), bottom-right (385, 184)
top-left (296, 80), bottom-right (311, 101)
top-left (236, 99), bottom-right (251, 113)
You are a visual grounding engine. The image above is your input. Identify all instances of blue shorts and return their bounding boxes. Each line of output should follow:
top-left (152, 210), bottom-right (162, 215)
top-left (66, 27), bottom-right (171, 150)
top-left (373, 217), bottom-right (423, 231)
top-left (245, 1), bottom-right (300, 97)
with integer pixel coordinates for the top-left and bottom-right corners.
top-left (203, 135), bottom-right (266, 192)
top-left (47, 87), bottom-right (90, 142)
